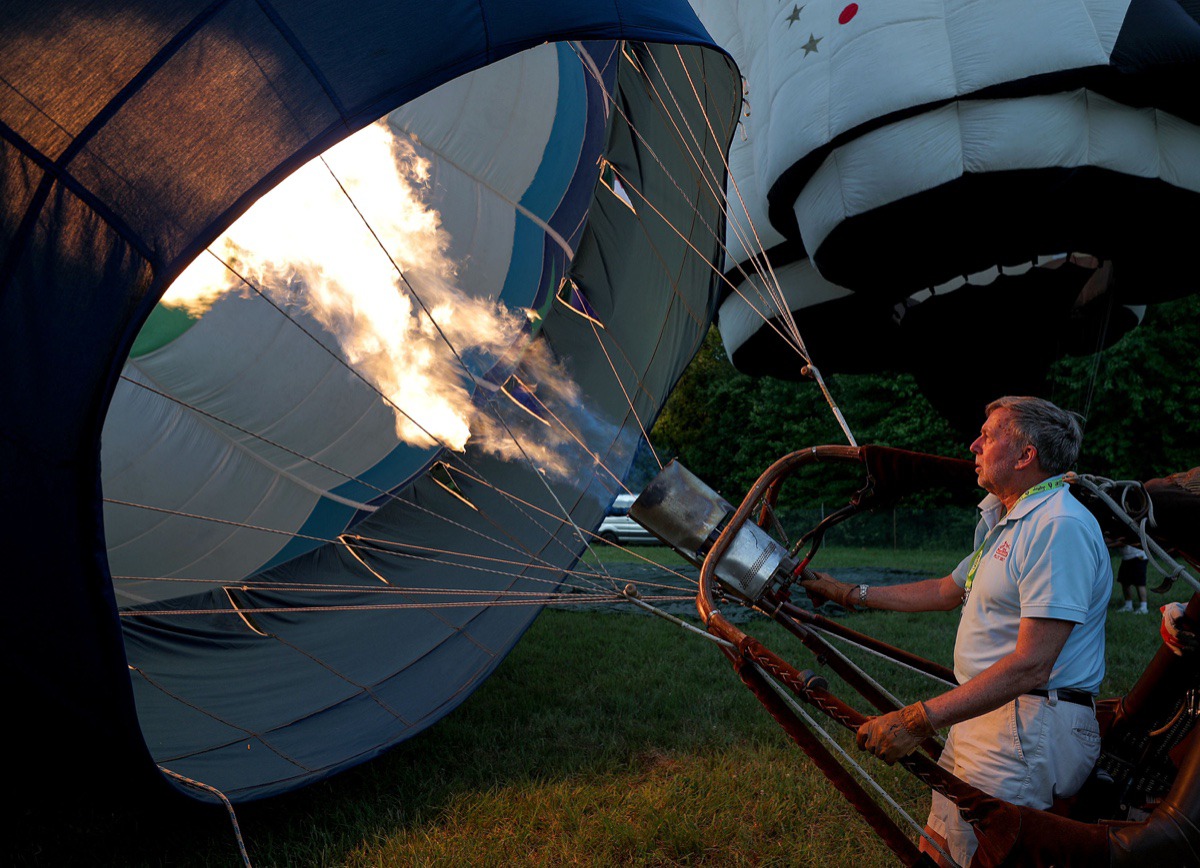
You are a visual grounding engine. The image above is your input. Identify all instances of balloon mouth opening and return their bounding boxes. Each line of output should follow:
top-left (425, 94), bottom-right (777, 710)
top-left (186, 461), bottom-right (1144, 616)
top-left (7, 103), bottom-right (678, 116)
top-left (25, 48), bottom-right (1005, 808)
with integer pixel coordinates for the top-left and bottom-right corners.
top-left (893, 250), bottom-right (1111, 312)
top-left (105, 45), bottom-right (632, 602)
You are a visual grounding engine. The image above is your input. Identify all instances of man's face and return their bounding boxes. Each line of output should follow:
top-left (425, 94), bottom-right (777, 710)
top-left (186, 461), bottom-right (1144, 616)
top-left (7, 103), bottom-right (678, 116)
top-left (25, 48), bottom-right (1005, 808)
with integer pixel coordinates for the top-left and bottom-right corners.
top-left (969, 408), bottom-right (1027, 495)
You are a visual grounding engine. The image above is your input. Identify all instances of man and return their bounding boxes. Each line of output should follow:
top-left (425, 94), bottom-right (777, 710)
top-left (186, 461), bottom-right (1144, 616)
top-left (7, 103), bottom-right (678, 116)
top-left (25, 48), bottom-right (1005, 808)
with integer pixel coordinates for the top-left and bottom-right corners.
top-left (802, 396), bottom-right (1111, 866)
top-left (1115, 544), bottom-right (1149, 614)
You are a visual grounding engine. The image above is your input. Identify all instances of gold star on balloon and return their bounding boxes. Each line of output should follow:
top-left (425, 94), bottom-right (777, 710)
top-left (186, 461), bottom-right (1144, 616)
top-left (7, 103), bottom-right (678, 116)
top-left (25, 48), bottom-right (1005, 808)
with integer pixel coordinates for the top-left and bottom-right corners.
top-left (802, 33), bottom-right (822, 56)
top-left (786, 4), bottom-right (804, 26)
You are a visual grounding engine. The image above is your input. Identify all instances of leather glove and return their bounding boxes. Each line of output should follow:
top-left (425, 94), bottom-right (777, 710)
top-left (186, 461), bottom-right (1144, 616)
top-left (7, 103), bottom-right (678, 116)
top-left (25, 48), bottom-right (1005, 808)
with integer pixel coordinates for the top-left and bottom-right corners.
top-left (1161, 602), bottom-right (1197, 656)
top-left (800, 570), bottom-right (859, 610)
top-left (856, 701), bottom-right (935, 764)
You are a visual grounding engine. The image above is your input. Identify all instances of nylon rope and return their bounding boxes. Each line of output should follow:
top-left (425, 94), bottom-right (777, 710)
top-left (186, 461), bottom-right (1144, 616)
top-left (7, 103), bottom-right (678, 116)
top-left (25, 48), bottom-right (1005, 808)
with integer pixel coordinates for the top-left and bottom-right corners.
top-left (106, 498), bottom-right (698, 613)
top-left (338, 542), bottom-right (600, 605)
top-left (808, 624), bottom-right (959, 689)
top-left (105, 496), bottom-right (625, 594)
top-left (421, 461), bottom-right (698, 583)
top-left (340, 516), bottom-right (619, 643)
top-left (340, 534), bottom-right (689, 592)
top-left (157, 768), bottom-right (253, 868)
top-left (348, 513), bottom-right (628, 607)
top-left (581, 45), bottom-right (860, 455)
top-left (625, 44), bottom-right (858, 451)
top-left (574, 45), bottom-right (810, 360)
top-left (666, 47), bottom-right (858, 448)
top-left (121, 595), bottom-right (694, 618)
top-left (1069, 473), bottom-right (1199, 593)
top-left (492, 39), bottom-right (792, 482)
top-left (567, 40), bottom-right (810, 360)
top-left (583, 314), bottom-right (664, 472)
top-left (619, 586), bottom-right (736, 648)
top-left (338, 531), bottom-right (694, 596)
top-left (785, 616), bottom-right (911, 711)
top-left (642, 47), bottom-right (807, 354)
top-left (1078, 271), bottom-right (1117, 434)
top-left (115, 573), bottom-right (694, 597)
top-left (640, 47), bottom-right (821, 372)
top-left (600, 160), bottom-right (808, 366)
top-left (627, 45), bottom-right (789, 323)
top-left (752, 662), bottom-right (962, 868)
top-left (570, 40), bottom-right (861, 458)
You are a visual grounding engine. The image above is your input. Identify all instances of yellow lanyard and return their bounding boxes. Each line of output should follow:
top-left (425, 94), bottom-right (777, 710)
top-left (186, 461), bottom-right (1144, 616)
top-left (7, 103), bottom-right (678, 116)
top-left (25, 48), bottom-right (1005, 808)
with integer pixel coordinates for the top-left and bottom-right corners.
top-left (962, 477), bottom-right (1064, 605)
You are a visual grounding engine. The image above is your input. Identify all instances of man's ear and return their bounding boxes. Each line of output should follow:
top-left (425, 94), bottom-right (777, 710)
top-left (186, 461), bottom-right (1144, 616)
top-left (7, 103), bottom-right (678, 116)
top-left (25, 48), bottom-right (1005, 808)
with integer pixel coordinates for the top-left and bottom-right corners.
top-left (1014, 444), bottom-right (1039, 471)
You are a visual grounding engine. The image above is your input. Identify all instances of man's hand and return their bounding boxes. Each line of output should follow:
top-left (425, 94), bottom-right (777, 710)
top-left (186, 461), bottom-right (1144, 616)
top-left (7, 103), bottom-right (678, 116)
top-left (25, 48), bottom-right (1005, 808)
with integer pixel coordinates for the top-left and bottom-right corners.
top-left (1161, 602), bottom-right (1197, 656)
top-left (800, 571), bottom-right (859, 610)
top-left (856, 702), bottom-right (935, 764)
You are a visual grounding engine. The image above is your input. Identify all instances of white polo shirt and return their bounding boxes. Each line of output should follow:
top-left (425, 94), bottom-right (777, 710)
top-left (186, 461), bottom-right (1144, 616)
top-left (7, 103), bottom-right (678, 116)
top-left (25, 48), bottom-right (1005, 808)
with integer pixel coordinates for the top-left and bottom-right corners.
top-left (951, 478), bottom-right (1111, 693)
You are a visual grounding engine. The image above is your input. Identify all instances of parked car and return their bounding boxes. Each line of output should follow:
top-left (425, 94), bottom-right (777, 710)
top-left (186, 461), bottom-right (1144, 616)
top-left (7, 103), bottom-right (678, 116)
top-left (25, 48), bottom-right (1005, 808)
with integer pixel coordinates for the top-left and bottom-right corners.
top-left (598, 493), bottom-right (659, 545)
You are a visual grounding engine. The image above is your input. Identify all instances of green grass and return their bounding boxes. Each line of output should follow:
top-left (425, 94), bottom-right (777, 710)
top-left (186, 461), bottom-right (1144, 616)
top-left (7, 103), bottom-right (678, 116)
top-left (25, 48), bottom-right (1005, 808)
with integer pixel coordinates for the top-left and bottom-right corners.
top-left (12, 551), bottom-right (1190, 867)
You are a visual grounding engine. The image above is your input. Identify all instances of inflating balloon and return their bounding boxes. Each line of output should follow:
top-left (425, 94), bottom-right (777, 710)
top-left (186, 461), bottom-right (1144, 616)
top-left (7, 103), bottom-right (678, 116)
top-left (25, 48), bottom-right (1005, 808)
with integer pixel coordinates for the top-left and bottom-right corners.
top-left (0, 1), bottom-right (739, 803)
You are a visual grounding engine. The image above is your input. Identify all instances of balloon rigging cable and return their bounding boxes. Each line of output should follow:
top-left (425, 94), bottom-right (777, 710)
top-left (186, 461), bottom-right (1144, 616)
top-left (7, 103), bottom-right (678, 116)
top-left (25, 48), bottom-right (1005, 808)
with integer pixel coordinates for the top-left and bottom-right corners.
top-left (111, 44), bottom-right (856, 626)
top-left (592, 42), bottom-right (858, 447)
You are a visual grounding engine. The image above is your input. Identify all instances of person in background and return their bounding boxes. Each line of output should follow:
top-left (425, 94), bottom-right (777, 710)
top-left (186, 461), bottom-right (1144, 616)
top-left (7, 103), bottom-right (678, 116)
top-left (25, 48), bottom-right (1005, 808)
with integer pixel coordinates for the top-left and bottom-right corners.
top-left (1116, 544), bottom-right (1149, 614)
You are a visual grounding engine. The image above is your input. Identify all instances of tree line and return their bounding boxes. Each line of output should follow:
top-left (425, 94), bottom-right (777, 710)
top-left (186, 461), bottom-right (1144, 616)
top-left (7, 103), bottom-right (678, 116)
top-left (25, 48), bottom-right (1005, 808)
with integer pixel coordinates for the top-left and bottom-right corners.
top-left (641, 295), bottom-right (1200, 512)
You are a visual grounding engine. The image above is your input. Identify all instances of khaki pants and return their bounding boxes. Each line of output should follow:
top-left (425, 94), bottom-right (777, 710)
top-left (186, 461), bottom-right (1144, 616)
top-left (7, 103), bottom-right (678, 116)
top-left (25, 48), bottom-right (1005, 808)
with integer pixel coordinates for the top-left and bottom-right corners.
top-left (927, 693), bottom-right (1101, 866)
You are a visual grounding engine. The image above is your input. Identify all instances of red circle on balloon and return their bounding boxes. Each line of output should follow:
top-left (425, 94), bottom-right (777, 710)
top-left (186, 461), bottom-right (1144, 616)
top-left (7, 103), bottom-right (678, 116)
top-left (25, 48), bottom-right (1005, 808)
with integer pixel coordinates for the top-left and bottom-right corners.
top-left (839, 3), bottom-right (859, 24)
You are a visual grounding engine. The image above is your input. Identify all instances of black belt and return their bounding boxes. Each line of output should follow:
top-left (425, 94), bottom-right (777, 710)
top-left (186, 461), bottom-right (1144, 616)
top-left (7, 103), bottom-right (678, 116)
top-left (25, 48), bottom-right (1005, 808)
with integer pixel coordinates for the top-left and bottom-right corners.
top-left (1028, 688), bottom-right (1094, 707)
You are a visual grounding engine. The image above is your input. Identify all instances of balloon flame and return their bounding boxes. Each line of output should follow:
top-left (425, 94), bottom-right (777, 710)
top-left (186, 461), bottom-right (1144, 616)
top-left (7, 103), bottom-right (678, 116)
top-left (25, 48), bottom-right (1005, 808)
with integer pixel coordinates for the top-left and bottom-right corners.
top-left (162, 122), bottom-right (585, 469)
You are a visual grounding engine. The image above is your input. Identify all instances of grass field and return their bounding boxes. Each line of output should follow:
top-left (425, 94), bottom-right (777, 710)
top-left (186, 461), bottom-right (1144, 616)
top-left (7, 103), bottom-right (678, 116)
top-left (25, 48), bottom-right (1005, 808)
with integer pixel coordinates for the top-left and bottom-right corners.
top-left (11, 546), bottom-right (1190, 867)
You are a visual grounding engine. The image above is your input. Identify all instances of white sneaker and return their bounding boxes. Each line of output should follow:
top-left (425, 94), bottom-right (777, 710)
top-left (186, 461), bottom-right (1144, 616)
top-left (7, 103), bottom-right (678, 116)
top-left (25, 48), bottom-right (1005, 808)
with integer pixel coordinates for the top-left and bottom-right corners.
top-left (1135, 606), bottom-right (1149, 615)
top-left (1119, 602), bottom-right (1133, 613)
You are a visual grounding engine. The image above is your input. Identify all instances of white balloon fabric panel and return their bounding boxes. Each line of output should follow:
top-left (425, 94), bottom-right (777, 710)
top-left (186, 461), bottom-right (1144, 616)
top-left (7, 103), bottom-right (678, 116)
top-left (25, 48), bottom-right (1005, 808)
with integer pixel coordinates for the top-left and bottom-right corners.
top-left (695, 0), bottom-right (1199, 433)
top-left (795, 91), bottom-right (1200, 282)
top-left (694, 0), bottom-right (1129, 221)
top-left (692, 0), bottom-right (1133, 266)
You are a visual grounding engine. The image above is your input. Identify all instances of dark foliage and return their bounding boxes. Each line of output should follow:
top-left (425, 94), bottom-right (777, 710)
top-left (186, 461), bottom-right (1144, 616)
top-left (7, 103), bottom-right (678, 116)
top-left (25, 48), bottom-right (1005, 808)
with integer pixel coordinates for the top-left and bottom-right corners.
top-left (651, 298), bottom-right (1200, 509)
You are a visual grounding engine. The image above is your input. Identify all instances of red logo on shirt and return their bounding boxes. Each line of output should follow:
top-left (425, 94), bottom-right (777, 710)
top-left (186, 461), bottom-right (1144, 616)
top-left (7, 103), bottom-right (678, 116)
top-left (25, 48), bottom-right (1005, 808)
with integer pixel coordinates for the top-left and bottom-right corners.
top-left (993, 541), bottom-right (1011, 562)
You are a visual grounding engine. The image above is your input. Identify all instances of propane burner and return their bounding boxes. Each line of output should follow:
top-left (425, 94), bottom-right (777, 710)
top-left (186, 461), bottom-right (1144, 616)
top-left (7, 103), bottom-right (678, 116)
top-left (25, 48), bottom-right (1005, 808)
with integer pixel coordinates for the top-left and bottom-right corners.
top-left (630, 461), bottom-right (796, 605)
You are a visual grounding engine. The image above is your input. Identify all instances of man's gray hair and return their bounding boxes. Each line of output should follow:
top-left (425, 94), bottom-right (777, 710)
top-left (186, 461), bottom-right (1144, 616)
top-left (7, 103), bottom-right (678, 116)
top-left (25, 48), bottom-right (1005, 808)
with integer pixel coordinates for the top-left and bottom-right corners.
top-left (986, 396), bottom-right (1084, 474)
